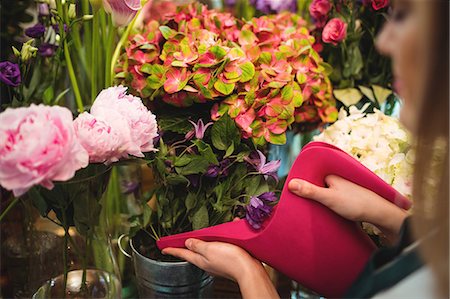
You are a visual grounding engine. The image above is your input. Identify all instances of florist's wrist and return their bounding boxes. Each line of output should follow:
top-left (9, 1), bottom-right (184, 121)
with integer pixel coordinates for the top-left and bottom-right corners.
top-left (236, 259), bottom-right (279, 299)
top-left (370, 200), bottom-right (408, 243)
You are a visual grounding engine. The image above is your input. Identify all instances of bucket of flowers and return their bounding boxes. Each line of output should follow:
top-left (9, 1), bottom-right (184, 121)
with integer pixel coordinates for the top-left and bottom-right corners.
top-left (115, 2), bottom-right (337, 297)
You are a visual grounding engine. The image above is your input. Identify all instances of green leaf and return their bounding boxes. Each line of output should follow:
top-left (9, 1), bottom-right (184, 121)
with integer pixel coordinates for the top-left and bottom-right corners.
top-left (319, 62), bottom-right (333, 76)
top-left (175, 156), bottom-right (210, 175)
top-left (211, 114), bottom-right (240, 151)
top-left (245, 176), bottom-right (269, 196)
top-left (269, 132), bottom-right (287, 145)
top-left (258, 52), bottom-right (272, 65)
top-left (358, 85), bottom-right (376, 102)
top-left (210, 45), bottom-right (227, 60)
top-left (185, 192), bottom-right (197, 211)
top-left (224, 142), bottom-right (234, 158)
top-left (54, 88), bottom-right (70, 105)
top-left (333, 88), bottom-right (363, 106)
top-left (166, 174), bottom-right (190, 185)
top-left (191, 205), bottom-right (209, 230)
top-left (29, 187), bottom-right (49, 216)
top-left (43, 86), bottom-right (54, 105)
top-left (159, 26), bottom-right (177, 39)
top-left (158, 115), bottom-right (193, 134)
top-left (372, 85), bottom-right (392, 104)
top-left (193, 140), bottom-right (219, 165)
top-left (239, 61), bottom-right (255, 82)
top-left (214, 80), bottom-right (235, 95)
top-left (281, 85), bottom-right (293, 101)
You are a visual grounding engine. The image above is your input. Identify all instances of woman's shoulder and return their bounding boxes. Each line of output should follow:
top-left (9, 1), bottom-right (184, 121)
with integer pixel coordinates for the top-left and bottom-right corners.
top-left (345, 217), bottom-right (425, 298)
top-left (373, 266), bottom-right (437, 299)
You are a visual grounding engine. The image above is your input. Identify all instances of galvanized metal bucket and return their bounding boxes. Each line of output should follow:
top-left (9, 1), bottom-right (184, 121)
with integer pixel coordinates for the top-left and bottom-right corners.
top-left (118, 234), bottom-right (214, 298)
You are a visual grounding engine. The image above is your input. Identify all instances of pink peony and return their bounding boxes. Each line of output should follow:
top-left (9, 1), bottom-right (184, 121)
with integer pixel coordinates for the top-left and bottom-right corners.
top-left (103, 0), bottom-right (141, 27)
top-left (73, 109), bottom-right (133, 164)
top-left (371, 0), bottom-right (389, 10)
top-left (0, 104), bottom-right (89, 196)
top-left (309, 0), bottom-right (331, 28)
top-left (90, 86), bottom-right (158, 157)
top-left (322, 18), bottom-right (347, 45)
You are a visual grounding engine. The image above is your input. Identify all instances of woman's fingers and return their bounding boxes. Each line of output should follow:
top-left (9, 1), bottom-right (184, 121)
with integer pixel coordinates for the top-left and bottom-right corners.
top-left (288, 178), bottom-right (333, 206)
top-left (161, 247), bottom-right (206, 268)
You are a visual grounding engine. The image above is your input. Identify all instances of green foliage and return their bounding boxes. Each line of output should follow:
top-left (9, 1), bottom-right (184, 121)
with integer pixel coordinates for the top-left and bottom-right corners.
top-left (143, 114), bottom-right (279, 238)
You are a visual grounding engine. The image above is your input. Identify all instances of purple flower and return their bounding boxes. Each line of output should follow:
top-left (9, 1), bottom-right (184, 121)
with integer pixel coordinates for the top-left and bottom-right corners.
top-left (246, 150), bottom-right (280, 180)
top-left (0, 61), bottom-right (21, 87)
top-left (246, 192), bottom-right (277, 229)
top-left (185, 119), bottom-right (213, 140)
top-left (205, 159), bottom-right (231, 178)
top-left (38, 43), bottom-right (58, 57)
top-left (25, 24), bottom-right (46, 38)
top-left (121, 181), bottom-right (140, 195)
top-left (250, 0), bottom-right (297, 13)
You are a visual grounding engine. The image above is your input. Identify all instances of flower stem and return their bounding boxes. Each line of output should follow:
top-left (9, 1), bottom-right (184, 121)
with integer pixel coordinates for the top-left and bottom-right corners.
top-left (109, 11), bottom-right (141, 86)
top-left (64, 41), bottom-right (84, 112)
top-left (0, 197), bottom-right (19, 222)
top-left (56, 0), bottom-right (84, 112)
top-left (91, 12), bottom-right (99, 103)
top-left (61, 210), bottom-right (69, 295)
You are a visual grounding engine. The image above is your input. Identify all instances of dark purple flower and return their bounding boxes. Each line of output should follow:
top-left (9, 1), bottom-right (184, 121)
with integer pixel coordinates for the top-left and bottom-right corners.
top-left (38, 4), bottom-right (50, 16)
top-left (205, 164), bottom-right (220, 177)
top-left (0, 61), bottom-right (21, 87)
top-left (25, 23), bottom-right (46, 38)
top-left (205, 159), bottom-right (231, 178)
top-left (187, 174), bottom-right (200, 188)
top-left (38, 43), bottom-right (58, 57)
top-left (245, 192), bottom-right (277, 229)
top-left (185, 119), bottom-right (213, 140)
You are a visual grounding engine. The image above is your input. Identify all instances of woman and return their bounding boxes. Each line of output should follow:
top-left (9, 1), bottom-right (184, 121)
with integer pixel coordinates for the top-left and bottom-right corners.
top-left (162, 1), bottom-right (449, 297)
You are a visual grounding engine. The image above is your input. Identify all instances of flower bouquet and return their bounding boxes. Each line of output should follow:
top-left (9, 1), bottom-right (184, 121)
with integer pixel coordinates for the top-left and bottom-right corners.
top-left (315, 104), bottom-right (414, 236)
top-left (0, 86), bottom-right (158, 297)
top-left (224, 0), bottom-right (399, 116)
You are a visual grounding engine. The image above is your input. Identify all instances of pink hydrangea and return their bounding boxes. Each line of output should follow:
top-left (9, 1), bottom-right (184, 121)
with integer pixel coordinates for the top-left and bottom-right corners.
top-left (90, 86), bottom-right (158, 157)
top-left (0, 104), bottom-right (89, 196)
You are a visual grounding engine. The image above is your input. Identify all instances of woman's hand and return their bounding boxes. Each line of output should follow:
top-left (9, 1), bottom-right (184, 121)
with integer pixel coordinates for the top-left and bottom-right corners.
top-left (288, 175), bottom-right (408, 243)
top-left (162, 239), bottom-right (280, 299)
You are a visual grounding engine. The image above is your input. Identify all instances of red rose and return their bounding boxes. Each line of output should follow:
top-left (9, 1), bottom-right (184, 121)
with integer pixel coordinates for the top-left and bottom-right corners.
top-left (309, 0), bottom-right (331, 28)
top-left (322, 18), bottom-right (347, 46)
top-left (371, 0), bottom-right (389, 10)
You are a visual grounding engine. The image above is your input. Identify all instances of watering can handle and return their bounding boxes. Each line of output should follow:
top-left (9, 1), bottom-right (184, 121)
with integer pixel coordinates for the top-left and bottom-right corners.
top-left (118, 234), bottom-right (132, 258)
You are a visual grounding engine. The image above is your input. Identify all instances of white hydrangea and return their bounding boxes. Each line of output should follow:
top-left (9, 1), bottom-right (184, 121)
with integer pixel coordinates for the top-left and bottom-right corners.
top-left (314, 104), bottom-right (415, 236)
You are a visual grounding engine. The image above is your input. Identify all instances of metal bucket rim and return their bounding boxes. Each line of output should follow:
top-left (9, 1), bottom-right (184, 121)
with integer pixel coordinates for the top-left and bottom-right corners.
top-left (129, 237), bottom-right (190, 267)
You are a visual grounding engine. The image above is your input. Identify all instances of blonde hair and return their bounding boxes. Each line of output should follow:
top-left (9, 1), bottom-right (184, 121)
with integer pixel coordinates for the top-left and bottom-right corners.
top-left (411, 2), bottom-right (448, 297)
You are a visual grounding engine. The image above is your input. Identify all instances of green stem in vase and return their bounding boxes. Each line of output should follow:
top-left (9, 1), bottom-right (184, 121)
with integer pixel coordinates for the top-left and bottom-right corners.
top-left (0, 197), bottom-right (19, 222)
top-left (56, 0), bottom-right (84, 112)
top-left (105, 17), bottom-right (115, 88)
top-left (61, 210), bottom-right (69, 295)
top-left (91, 12), bottom-right (99, 103)
top-left (109, 11), bottom-right (141, 86)
top-left (81, 235), bottom-right (89, 294)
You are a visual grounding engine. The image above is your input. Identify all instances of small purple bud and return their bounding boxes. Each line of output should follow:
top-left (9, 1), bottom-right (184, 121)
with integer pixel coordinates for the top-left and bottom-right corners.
top-left (38, 43), bottom-right (57, 57)
top-left (38, 4), bottom-right (50, 16)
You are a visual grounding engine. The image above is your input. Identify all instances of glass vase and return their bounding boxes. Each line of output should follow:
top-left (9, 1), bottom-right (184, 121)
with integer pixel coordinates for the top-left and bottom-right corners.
top-left (26, 164), bottom-right (122, 298)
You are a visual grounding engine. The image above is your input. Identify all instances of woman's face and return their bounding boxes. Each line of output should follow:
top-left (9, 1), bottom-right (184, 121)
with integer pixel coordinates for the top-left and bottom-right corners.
top-left (376, 0), bottom-right (429, 133)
